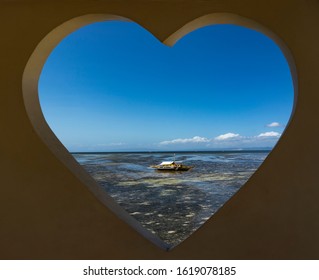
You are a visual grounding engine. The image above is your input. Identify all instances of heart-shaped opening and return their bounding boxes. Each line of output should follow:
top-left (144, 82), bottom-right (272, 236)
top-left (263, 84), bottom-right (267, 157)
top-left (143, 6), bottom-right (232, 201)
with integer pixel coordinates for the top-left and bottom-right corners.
top-left (23, 14), bottom-right (296, 250)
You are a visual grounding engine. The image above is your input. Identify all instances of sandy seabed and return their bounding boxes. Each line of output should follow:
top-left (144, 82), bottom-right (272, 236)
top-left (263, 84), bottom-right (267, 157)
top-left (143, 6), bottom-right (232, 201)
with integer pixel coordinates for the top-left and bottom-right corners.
top-left (73, 151), bottom-right (268, 246)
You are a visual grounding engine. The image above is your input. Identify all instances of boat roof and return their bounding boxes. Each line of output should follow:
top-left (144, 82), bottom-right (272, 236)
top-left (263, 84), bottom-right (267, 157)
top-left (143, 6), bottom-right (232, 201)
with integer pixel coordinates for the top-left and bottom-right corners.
top-left (160, 161), bottom-right (175, 165)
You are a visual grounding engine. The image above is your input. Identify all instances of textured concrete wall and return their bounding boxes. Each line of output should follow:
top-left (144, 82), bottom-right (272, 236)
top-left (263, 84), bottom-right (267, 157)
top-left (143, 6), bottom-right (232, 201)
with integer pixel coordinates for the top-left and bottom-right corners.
top-left (1, 0), bottom-right (319, 259)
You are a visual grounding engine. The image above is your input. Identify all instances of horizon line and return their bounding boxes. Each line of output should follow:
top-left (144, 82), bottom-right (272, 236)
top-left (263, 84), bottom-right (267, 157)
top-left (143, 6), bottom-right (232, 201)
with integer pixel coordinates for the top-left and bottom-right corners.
top-left (70, 148), bottom-right (273, 154)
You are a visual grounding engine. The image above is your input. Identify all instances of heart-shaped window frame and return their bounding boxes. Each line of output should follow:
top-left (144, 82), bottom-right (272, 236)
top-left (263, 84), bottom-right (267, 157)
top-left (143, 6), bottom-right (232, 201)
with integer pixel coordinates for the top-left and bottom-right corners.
top-left (22, 13), bottom-right (297, 251)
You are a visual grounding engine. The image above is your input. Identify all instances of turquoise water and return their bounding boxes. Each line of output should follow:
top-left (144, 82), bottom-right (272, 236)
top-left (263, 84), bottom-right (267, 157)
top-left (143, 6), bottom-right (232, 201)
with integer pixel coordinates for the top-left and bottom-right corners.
top-left (72, 151), bottom-right (269, 245)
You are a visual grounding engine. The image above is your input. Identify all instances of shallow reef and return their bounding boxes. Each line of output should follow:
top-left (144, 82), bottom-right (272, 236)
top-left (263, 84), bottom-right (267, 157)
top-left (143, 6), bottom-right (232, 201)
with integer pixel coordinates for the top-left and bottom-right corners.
top-left (73, 152), bottom-right (267, 246)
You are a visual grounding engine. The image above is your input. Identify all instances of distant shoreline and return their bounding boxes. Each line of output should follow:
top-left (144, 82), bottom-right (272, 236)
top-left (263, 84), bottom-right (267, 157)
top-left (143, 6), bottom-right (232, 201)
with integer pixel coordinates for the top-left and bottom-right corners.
top-left (71, 149), bottom-right (272, 154)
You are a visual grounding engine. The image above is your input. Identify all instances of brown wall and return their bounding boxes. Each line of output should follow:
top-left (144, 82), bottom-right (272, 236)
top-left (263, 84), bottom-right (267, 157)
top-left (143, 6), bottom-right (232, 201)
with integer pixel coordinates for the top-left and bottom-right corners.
top-left (1, 0), bottom-right (319, 259)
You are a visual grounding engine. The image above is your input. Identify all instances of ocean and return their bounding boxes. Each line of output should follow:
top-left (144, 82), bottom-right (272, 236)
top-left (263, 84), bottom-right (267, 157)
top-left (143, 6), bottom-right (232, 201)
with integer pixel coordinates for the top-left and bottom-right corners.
top-left (72, 151), bottom-right (269, 246)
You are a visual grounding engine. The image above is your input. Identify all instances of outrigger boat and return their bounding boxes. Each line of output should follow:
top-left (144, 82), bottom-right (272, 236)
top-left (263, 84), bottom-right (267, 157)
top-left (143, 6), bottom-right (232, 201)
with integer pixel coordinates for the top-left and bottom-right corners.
top-left (150, 161), bottom-right (193, 171)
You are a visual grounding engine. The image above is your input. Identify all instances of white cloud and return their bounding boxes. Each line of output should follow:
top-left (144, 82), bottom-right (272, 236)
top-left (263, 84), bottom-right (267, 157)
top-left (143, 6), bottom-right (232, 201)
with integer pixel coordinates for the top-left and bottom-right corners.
top-left (267, 122), bottom-right (281, 127)
top-left (158, 131), bottom-right (282, 149)
top-left (160, 136), bottom-right (209, 145)
top-left (214, 132), bottom-right (240, 141)
top-left (109, 142), bottom-right (125, 146)
top-left (95, 142), bottom-right (125, 146)
top-left (257, 131), bottom-right (281, 138)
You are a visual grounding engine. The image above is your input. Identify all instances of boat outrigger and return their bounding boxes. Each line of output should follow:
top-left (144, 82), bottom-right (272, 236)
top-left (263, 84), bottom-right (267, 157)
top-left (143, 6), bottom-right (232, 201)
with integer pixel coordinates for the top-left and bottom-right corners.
top-left (150, 161), bottom-right (193, 171)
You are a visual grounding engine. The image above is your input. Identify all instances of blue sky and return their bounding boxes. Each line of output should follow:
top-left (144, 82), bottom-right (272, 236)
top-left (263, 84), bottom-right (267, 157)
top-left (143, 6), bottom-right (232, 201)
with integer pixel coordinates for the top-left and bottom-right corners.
top-left (39, 21), bottom-right (294, 152)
